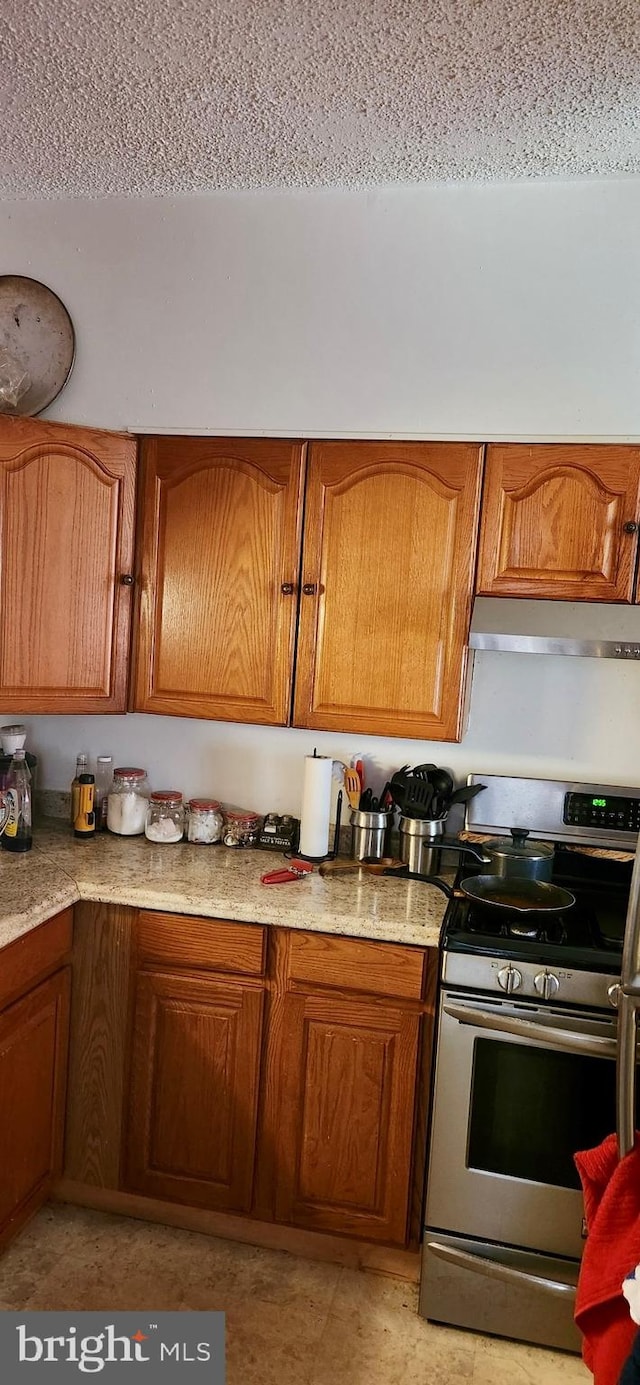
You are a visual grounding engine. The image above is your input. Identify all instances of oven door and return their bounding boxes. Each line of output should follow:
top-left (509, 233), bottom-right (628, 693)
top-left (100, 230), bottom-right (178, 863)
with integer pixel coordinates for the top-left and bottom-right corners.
top-left (426, 989), bottom-right (618, 1261)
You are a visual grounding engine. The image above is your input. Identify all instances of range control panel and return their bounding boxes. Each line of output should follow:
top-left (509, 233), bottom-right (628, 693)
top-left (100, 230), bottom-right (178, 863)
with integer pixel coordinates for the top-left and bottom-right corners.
top-left (564, 791), bottom-right (640, 833)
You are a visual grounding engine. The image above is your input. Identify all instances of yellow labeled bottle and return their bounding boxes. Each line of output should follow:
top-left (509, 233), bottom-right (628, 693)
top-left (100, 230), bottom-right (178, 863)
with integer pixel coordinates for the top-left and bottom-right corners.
top-left (70, 752), bottom-right (88, 827)
top-left (74, 774), bottom-right (96, 838)
top-left (1, 748), bottom-right (32, 853)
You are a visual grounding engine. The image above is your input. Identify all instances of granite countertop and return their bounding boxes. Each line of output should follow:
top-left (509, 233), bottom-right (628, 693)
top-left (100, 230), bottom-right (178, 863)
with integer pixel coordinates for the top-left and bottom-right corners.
top-left (0, 821), bottom-right (452, 953)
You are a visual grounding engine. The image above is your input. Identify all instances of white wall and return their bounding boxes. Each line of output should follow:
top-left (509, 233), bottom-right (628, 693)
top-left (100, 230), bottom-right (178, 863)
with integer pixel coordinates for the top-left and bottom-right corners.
top-left (17, 649), bottom-right (640, 813)
top-left (3, 179), bottom-right (640, 439)
top-left (3, 177), bottom-right (640, 804)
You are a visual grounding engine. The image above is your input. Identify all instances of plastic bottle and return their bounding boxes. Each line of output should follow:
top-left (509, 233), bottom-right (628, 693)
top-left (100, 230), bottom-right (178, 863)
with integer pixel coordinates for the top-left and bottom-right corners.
top-left (1, 748), bottom-right (32, 853)
top-left (94, 756), bottom-right (114, 831)
top-left (70, 753), bottom-right (88, 827)
top-left (74, 773), bottom-right (96, 839)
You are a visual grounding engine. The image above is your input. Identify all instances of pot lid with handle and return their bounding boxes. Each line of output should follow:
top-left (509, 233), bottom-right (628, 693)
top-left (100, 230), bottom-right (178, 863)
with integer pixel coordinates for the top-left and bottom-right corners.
top-left (488, 827), bottom-right (555, 867)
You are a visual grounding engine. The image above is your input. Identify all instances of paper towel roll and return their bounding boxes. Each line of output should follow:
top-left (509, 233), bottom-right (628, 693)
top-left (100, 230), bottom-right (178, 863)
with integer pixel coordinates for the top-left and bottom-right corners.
top-left (299, 754), bottom-right (333, 859)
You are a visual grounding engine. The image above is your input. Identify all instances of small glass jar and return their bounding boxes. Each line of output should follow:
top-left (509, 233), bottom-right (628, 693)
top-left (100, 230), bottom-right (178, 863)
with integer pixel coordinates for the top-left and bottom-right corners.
top-left (145, 791), bottom-right (185, 843)
top-left (107, 767), bottom-right (150, 836)
top-left (223, 810), bottom-right (261, 848)
top-left (187, 798), bottom-right (224, 845)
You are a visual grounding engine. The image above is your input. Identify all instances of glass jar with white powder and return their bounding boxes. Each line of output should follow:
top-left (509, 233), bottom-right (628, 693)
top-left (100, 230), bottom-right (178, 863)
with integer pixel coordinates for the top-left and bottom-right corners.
top-left (107, 767), bottom-right (150, 836)
top-left (187, 798), bottom-right (224, 845)
top-left (145, 791), bottom-right (185, 843)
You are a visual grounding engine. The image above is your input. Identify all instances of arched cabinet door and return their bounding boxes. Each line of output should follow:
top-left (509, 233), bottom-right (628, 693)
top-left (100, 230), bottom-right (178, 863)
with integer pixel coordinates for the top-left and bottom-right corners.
top-left (0, 416), bottom-right (136, 712)
top-left (476, 444), bottom-right (640, 602)
top-left (293, 441), bottom-right (484, 742)
top-left (133, 437), bottom-right (306, 725)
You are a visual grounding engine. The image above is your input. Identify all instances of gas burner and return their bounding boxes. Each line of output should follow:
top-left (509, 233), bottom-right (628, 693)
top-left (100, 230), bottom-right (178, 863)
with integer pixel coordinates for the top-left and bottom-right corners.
top-left (508, 920), bottom-right (541, 940)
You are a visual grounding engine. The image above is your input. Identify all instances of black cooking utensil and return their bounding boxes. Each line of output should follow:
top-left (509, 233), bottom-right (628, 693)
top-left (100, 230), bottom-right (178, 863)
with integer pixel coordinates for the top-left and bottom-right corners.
top-left (428, 767), bottom-right (454, 799)
top-left (397, 778), bottom-right (435, 819)
top-left (459, 875), bottom-right (575, 915)
top-left (389, 768), bottom-right (414, 813)
top-left (446, 783), bottom-right (487, 807)
top-left (382, 865), bottom-right (575, 915)
top-left (413, 763), bottom-right (437, 780)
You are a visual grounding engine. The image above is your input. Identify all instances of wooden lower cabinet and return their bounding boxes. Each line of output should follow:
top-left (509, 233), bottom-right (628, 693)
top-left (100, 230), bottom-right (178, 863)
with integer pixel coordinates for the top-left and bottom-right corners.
top-left (125, 969), bottom-right (265, 1213)
top-left (261, 928), bottom-right (429, 1248)
top-left (63, 906), bottom-right (433, 1256)
top-left (0, 910), bottom-right (72, 1248)
top-left (271, 989), bottom-right (421, 1244)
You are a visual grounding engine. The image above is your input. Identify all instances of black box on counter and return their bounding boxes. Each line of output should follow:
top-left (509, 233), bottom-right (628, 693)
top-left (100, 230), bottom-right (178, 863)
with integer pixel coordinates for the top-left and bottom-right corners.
top-left (256, 814), bottom-right (300, 852)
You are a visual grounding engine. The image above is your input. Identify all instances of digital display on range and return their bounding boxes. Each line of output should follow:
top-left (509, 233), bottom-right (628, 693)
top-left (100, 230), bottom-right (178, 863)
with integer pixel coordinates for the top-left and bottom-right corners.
top-left (564, 791), bottom-right (640, 830)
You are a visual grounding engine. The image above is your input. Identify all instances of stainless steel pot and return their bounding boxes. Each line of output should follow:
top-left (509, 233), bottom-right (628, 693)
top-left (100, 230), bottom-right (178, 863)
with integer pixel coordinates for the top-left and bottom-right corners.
top-left (483, 829), bottom-right (554, 882)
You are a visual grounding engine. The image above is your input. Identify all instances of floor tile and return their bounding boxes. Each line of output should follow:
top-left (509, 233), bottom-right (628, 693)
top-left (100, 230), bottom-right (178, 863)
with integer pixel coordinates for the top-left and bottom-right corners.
top-left (0, 1204), bottom-right (130, 1307)
top-left (473, 1334), bottom-right (590, 1384)
top-left (0, 1206), bottom-right (592, 1385)
top-left (310, 1270), bottom-right (476, 1384)
top-left (226, 1296), bottom-right (329, 1385)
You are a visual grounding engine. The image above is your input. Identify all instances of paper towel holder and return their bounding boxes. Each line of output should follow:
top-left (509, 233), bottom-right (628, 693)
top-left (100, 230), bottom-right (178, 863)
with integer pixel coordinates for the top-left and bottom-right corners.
top-left (293, 790), bottom-right (343, 863)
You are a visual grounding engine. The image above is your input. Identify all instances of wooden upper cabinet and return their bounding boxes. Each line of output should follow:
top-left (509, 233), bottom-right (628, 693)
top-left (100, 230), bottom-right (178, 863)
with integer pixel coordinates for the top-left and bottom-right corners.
top-left (476, 444), bottom-right (640, 602)
top-left (133, 437), bottom-right (306, 724)
top-left (293, 441), bottom-right (484, 741)
top-left (0, 417), bottom-right (136, 712)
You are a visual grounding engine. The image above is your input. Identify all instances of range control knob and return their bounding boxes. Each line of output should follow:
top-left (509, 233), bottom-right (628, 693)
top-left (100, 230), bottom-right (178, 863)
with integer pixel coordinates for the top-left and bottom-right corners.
top-left (497, 965), bottom-right (523, 994)
top-left (534, 970), bottom-right (560, 1001)
top-left (607, 983), bottom-right (621, 1009)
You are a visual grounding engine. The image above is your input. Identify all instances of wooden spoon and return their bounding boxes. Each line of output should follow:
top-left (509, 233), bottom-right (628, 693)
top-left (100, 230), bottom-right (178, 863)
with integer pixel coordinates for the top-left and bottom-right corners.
top-left (344, 767), bottom-right (362, 811)
top-left (319, 857), bottom-right (403, 878)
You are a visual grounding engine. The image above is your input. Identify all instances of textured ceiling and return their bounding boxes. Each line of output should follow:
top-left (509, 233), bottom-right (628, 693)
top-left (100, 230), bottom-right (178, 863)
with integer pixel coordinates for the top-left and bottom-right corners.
top-left (3, 0), bottom-right (640, 199)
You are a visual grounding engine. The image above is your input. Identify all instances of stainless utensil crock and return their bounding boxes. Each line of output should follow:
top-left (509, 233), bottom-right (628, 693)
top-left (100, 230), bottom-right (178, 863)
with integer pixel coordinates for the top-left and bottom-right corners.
top-left (399, 816), bottom-right (444, 875)
top-left (350, 809), bottom-right (393, 862)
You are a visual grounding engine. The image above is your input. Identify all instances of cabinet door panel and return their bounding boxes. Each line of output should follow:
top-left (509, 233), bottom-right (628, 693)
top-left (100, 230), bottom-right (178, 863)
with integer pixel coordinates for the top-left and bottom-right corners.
top-left (0, 417), bottom-right (135, 711)
top-left (274, 990), bottom-right (420, 1244)
top-left (0, 969), bottom-right (70, 1238)
top-left (477, 444), bottom-right (640, 601)
top-left (293, 441), bottom-right (483, 740)
top-left (125, 971), bottom-right (265, 1213)
top-left (134, 438), bottom-right (306, 723)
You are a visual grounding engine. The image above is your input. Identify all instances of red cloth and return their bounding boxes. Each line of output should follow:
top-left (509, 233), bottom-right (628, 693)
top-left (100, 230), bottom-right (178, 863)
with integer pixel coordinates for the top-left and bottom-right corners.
top-left (575, 1133), bottom-right (640, 1385)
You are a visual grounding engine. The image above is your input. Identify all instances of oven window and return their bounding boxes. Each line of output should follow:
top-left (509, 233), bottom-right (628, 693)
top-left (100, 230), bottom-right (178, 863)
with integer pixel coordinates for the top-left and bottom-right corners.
top-left (468, 1039), bottom-right (617, 1190)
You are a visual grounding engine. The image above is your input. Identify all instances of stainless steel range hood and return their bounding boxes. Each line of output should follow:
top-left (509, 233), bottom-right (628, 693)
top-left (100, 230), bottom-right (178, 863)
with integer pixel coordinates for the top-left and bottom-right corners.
top-left (469, 597), bottom-right (640, 659)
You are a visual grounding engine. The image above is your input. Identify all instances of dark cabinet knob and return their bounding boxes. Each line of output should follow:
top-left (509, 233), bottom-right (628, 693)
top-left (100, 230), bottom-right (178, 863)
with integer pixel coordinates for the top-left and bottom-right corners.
top-left (302, 583), bottom-right (318, 596)
top-left (120, 574), bottom-right (134, 586)
top-left (624, 521), bottom-right (639, 534)
top-left (280, 582), bottom-right (295, 595)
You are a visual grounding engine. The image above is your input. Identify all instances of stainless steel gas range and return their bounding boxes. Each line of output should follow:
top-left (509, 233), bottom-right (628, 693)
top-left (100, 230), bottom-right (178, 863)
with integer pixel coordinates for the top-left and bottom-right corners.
top-left (420, 774), bottom-right (639, 1354)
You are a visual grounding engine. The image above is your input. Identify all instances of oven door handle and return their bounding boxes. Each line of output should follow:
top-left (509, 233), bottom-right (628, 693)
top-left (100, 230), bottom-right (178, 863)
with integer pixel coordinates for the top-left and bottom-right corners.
top-left (425, 1241), bottom-right (576, 1300)
top-left (443, 1002), bottom-right (617, 1058)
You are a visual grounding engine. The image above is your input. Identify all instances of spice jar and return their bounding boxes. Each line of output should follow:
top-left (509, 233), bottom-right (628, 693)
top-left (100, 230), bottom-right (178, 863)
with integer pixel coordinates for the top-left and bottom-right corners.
top-left (223, 810), bottom-right (261, 848)
top-left (145, 791), bottom-right (185, 843)
top-left (107, 767), bottom-right (150, 836)
top-left (187, 798), bottom-right (224, 845)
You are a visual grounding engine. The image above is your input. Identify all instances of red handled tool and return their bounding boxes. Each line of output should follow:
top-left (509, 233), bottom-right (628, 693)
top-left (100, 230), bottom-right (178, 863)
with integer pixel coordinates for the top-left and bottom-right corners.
top-left (261, 860), bottom-right (314, 885)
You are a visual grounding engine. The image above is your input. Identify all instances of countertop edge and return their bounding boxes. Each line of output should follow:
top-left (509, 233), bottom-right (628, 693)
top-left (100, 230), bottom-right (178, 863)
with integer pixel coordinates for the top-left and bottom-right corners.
top-left (0, 836), bottom-right (447, 954)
